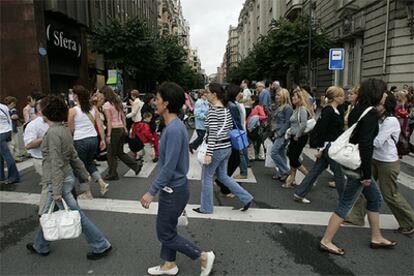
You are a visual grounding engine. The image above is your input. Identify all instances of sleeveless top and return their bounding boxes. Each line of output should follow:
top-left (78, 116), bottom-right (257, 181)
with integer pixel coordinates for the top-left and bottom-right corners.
top-left (73, 106), bottom-right (97, 141)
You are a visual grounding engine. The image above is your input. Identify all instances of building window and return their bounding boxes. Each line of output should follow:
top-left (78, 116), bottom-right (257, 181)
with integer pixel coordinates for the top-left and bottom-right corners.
top-left (347, 41), bottom-right (355, 87)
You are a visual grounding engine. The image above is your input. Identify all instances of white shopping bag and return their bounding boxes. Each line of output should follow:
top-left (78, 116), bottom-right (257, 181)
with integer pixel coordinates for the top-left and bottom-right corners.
top-left (264, 138), bottom-right (276, 168)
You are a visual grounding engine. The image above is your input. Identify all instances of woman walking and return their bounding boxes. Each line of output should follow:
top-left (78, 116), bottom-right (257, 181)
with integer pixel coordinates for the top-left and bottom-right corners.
top-left (320, 79), bottom-right (397, 255)
top-left (283, 89), bottom-right (314, 188)
top-left (26, 95), bottom-right (112, 260)
top-left (189, 90), bottom-right (209, 153)
top-left (293, 86), bottom-right (346, 203)
top-left (67, 85), bottom-right (109, 199)
top-left (270, 88), bottom-right (293, 181)
top-left (193, 83), bottom-right (253, 214)
top-left (140, 82), bottom-right (215, 276)
top-left (101, 86), bottom-right (142, 180)
top-left (246, 95), bottom-right (267, 161)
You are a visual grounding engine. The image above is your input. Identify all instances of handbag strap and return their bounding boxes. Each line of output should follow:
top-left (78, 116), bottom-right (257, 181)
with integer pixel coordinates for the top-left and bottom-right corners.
top-left (47, 198), bottom-right (70, 214)
top-left (0, 107), bottom-right (11, 125)
top-left (356, 106), bottom-right (374, 123)
top-left (217, 108), bottom-right (228, 136)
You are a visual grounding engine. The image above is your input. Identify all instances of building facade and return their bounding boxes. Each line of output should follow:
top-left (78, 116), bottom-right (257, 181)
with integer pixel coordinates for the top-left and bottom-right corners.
top-left (286, 0), bottom-right (414, 93)
top-left (1, 0), bottom-right (158, 109)
top-left (237, 0), bottom-right (286, 58)
top-left (188, 48), bottom-right (202, 74)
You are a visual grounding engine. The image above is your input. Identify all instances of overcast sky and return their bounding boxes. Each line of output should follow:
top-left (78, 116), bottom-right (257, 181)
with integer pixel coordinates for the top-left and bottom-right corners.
top-left (181, 0), bottom-right (245, 76)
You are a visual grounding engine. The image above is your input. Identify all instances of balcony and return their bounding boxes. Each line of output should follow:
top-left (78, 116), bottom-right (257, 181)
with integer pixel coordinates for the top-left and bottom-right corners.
top-left (285, 0), bottom-right (303, 20)
top-left (334, 9), bottom-right (366, 40)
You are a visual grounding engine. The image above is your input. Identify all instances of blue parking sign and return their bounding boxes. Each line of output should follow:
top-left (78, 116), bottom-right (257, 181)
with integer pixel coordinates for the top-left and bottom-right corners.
top-left (329, 48), bottom-right (344, 70)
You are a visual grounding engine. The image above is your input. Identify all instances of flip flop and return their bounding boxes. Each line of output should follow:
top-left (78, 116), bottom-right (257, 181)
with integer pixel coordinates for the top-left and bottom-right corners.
top-left (370, 241), bottom-right (398, 249)
top-left (281, 183), bottom-right (295, 189)
top-left (319, 242), bottom-right (345, 256)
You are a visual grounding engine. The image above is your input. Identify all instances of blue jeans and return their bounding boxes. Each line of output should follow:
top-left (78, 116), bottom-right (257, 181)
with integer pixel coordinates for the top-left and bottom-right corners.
top-left (189, 129), bottom-right (206, 150)
top-left (74, 137), bottom-right (99, 194)
top-left (200, 147), bottom-right (253, 213)
top-left (295, 143), bottom-right (345, 198)
top-left (239, 147), bottom-right (248, 176)
top-left (271, 136), bottom-right (289, 177)
top-left (157, 184), bottom-right (201, 261)
top-left (0, 131), bottom-right (19, 182)
top-left (335, 175), bottom-right (382, 219)
top-left (33, 173), bottom-right (111, 254)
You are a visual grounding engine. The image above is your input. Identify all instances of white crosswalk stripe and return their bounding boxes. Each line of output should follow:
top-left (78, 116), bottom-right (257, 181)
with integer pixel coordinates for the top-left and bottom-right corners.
top-left (0, 191), bottom-right (399, 230)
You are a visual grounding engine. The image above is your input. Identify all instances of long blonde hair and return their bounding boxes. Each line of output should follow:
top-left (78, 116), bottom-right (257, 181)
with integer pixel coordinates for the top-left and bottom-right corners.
top-left (277, 88), bottom-right (292, 111)
top-left (293, 89), bottom-right (314, 117)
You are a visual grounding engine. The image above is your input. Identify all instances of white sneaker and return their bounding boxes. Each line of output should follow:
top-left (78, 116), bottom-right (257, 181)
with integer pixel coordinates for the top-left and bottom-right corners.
top-left (100, 183), bottom-right (109, 196)
top-left (147, 265), bottom-right (179, 275)
top-left (293, 194), bottom-right (311, 204)
top-left (200, 251), bottom-right (215, 276)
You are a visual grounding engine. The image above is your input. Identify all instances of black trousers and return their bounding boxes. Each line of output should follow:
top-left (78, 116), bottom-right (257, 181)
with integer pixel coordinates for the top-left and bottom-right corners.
top-left (287, 134), bottom-right (308, 168)
top-left (216, 149), bottom-right (240, 194)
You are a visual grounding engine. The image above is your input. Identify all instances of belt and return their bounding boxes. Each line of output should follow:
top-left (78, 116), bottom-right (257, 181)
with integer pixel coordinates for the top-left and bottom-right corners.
top-left (218, 138), bottom-right (231, 143)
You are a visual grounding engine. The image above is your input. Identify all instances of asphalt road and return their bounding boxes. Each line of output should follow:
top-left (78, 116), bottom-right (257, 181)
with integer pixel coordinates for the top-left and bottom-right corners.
top-left (1, 140), bottom-right (413, 275)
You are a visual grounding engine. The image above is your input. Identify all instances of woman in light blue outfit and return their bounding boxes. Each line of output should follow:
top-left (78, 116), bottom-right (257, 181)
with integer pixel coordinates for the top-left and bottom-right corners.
top-left (189, 90), bottom-right (209, 153)
top-left (270, 88), bottom-right (293, 181)
top-left (26, 96), bottom-right (111, 260)
top-left (193, 83), bottom-right (254, 214)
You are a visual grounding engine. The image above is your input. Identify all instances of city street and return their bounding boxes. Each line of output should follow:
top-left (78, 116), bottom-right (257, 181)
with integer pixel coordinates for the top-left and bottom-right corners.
top-left (1, 132), bottom-right (413, 276)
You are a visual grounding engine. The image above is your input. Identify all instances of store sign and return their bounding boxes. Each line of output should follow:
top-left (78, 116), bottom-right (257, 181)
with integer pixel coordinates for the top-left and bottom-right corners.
top-left (46, 24), bottom-right (81, 58)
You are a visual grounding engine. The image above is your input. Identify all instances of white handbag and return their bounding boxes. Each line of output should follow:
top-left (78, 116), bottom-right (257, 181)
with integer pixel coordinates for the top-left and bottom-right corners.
top-left (197, 109), bottom-right (228, 164)
top-left (40, 198), bottom-right (82, 241)
top-left (328, 107), bottom-right (374, 170)
top-left (177, 209), bottom-right (189, 227)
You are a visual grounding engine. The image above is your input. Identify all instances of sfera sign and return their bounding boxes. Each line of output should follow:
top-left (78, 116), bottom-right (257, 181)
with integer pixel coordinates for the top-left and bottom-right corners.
top-left (46, 24), bottom-right (82, 58)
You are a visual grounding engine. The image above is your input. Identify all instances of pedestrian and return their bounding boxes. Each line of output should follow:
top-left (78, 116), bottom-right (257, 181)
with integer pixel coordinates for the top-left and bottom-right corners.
top-left (193, 83), bottom-right (253, 214)
top-left (270, 88), bottom-right (293, 182)
top-left (283, 89), bottom-right (313, 188)
top-left (236, 92), bottom-right (249, 179)
top-left (189, 90), bottom-right (209, 153)
top-left (0, 100), bottom-right (20, 184)
top-left (293, 86), bottom-right (346, 203)
top-left (344, 94), bottom-right (414, 235)
top-left (23, 96), bottom-right (36, 124)
top-left (131, 112), bottom-right (159, 162)
top-left (26, 95), bottom-right (112, 260)
top-left (140, 82), bottom-right (215, 276)
top-left (126, 89), bottom-right (144, 126)
top-left (241, 79), bottom-right (252, 117)
top-left (319, 78), bottom-right (397, 256)
top-left (67, 85), bottom-right (109, 198)
top-left (216, 84), bottom-right (244, 197)
top-left (4, 96), bottom-right (24, 161)
top-left (91, 91), bottom-right (107, 161)
top-left (256, 81), bottom-right (272, 111)
top-left (101, 85), bottom-right (142, 180)
top-left (344, 85), bottom-right (359, 129)
top-left (246, 95), bottom-right (267, 161)
top-left (23, 98), bottom-right (49, 214)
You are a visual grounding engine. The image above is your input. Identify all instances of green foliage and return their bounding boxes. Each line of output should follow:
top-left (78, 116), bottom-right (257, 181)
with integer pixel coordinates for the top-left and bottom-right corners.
top-left (90, 17), bottom-right (204, 90)
top-left (227, 16), bottom-right (332, 84)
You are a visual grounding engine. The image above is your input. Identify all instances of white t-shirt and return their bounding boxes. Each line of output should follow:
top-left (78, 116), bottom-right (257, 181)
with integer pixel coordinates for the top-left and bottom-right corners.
top-left (243, 88), bottom-right (252, 108)
top-left (73, 106), bottom-right (97, 141)
top-left (373, 116), bottom-right (400, 162)
top-left (23, 116), bottom-right (49, 159)
top-left (0, 104), bottom-right (12, 134)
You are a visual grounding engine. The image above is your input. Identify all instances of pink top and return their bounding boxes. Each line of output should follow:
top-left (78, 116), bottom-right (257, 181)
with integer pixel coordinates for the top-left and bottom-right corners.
top-left (246, 105), bottom-right (267, 125)
top-left (103, 102), bottom-right (123, 126)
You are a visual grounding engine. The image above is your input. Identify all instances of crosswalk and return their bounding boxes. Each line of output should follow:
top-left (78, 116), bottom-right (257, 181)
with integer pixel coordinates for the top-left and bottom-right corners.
top-left (14, 132), bottom-right (413, 189)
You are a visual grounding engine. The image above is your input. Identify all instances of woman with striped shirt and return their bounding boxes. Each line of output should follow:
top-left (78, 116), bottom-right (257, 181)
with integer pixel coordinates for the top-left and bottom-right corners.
top-left (193, 83), bottom-right (253, 214)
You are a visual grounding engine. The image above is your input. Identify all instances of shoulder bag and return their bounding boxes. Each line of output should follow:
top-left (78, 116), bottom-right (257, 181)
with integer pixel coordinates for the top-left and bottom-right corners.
top-left (328, 107), bottom-right (373, 170)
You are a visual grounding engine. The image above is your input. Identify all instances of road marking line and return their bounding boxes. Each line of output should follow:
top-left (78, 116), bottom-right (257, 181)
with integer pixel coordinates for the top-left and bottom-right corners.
top-left (0, 191), bottom-right (398, 230)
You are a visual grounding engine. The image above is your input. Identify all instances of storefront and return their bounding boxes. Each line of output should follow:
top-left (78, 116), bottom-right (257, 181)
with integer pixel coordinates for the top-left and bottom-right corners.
top-left (45, 12), bottom-right (87, 93)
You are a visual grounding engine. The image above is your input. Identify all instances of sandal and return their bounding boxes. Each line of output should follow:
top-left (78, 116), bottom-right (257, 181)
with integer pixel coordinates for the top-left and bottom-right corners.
top-left (319, 242), bottom-right (345, 256)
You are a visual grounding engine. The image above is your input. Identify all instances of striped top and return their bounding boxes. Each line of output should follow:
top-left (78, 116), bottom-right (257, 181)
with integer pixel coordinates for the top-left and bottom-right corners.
top-left (205, 106), bottom-right (233, 155)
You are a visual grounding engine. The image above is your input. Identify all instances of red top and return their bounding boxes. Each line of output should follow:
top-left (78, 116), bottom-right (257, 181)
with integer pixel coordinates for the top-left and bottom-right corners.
top-left (246, 105), bottom-right (267, 125)
top-left (132, 122), bottom-right (153, 143)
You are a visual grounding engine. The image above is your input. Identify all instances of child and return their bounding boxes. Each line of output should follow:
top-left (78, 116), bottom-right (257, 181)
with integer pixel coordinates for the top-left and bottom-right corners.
top-left (132, 112), bottom-right (159, 162)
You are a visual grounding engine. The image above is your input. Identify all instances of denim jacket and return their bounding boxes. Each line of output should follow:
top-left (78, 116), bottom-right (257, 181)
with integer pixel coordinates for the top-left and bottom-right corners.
top-left (273, 105), bottom-right (293, 138)
top-left (194, 99), bottom-right (209, 130)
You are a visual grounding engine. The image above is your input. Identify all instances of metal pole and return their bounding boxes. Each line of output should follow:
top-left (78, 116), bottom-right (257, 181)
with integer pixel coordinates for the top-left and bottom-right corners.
top-left (308, 0), bottom-right (312, 84)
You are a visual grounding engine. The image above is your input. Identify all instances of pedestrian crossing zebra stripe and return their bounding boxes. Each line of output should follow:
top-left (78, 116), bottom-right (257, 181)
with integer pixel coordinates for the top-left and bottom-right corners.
top-left (0, 191), bottom-right (399, 230)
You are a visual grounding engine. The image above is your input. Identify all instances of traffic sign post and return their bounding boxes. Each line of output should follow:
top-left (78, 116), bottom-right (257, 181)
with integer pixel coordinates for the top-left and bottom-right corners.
top-left (329, 48), bottom-right (344, 85)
